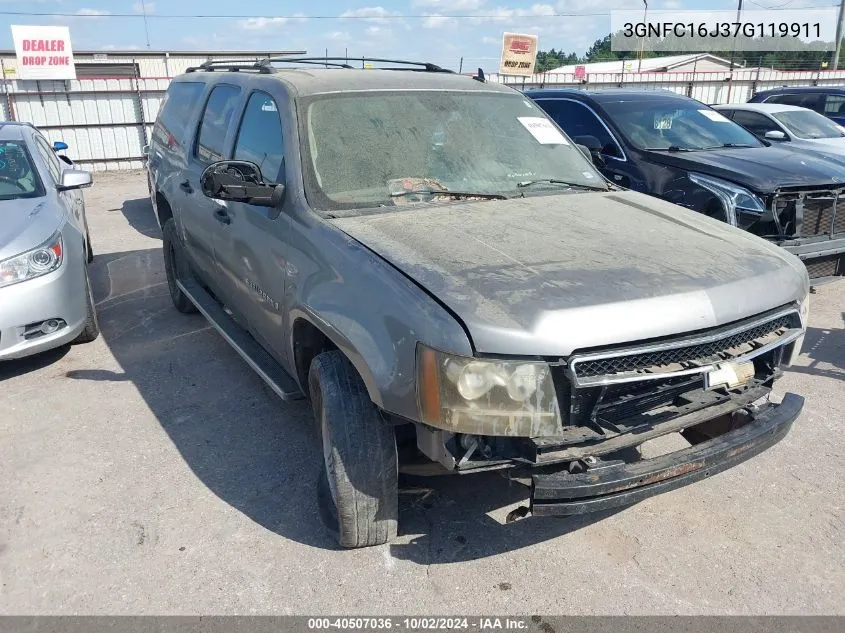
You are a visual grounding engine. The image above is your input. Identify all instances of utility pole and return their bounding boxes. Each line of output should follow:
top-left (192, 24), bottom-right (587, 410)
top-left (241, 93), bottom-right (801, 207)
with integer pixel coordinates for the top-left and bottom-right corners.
top-left (637, 0), bottom-right (647, 73)
top-left (139, 0), bottom-right (151, 49)
top-left (727, 0), bottom-right (742, 103)
top-left (834, 0), bottom-right (845, 70)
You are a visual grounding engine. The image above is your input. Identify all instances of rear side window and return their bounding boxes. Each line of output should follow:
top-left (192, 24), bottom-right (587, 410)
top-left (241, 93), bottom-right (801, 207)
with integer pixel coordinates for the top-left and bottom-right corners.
top-left (153, 81), bottom-right (204, 149)
top-left (196, 84), bottom-right (242, 164)
top-left (766, 93), bottom-right (822, 112)
top-left (824, 94), bottom-right (845, 115)
top-left (233, 91), bottom-right (285, 183)
top-left (730, 110), bottom-right (779, 137)
top-left (535, 99), bottom-right (623, 158)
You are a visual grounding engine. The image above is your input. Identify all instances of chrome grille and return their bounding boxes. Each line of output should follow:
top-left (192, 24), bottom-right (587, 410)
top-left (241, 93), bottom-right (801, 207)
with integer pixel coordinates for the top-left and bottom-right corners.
top-left (570, 310), bottom-right (801, 384)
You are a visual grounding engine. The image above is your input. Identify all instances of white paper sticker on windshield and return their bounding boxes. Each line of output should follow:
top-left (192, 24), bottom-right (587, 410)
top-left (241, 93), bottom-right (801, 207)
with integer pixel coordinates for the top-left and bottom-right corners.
top-left (518, 117), bottom-right (569, 144)
top-left (654, 114), bottom-right (673, 130)
top-left (699, 109), bottom-right (730, 122)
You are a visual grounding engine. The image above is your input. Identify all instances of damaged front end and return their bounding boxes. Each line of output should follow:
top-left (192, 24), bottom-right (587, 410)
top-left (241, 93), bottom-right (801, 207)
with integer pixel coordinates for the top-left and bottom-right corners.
top-left (410, 303), bottom-right (807, 516)
top-left (759, 187), bottom-right (845, 282)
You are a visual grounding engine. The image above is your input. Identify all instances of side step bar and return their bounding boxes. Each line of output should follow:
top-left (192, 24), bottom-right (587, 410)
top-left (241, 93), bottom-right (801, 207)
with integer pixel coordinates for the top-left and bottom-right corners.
top-left (177, 278), bottom-right (303, 401)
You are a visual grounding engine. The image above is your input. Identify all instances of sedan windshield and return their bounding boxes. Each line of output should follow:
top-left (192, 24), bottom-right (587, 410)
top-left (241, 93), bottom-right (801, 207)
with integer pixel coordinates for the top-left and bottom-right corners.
top-left (301, 91), bottom-right (605, 211)
top-left (0, 141), bottom-right (44, 200)
top-left (601, 99), bottom-right (763, 151)
top-left (772, 109), bottom-right (845, 139)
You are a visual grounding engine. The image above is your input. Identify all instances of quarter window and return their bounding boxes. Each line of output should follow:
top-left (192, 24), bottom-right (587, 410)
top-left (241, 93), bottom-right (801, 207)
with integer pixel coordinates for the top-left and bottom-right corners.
top-left (233, 92), bottom-right (285, 183)
top-left (153, 81), bottom-right (204, 150)
top-left (195, 84), bottom-right (242, 164)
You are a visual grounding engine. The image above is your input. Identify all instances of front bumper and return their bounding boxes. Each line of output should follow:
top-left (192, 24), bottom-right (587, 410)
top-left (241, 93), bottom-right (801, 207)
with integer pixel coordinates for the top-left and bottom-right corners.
top-left (0, 251), bottom-right (89, 361)
top-left (782, 236), bottom-right (845, 281)
top-left (530, 392), bottom-right (803, 516)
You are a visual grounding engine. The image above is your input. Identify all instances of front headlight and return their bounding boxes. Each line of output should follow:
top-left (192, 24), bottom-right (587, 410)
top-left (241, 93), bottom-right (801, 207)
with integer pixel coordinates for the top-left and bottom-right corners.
top-left (688, 173), bottom-right (766, 229)
top-left (0, 233), bottom-right (63, 289)
top-left (416, 343), bottom-right (563, 437)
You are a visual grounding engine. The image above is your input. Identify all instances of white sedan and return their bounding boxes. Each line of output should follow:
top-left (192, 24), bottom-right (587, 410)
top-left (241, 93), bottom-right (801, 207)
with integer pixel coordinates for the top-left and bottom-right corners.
top-left (713, 102), bottom-right (845, 152)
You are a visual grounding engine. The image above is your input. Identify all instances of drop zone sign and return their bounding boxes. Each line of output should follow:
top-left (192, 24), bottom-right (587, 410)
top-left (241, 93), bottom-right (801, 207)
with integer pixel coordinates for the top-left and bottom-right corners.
top-left (11, 25), bottom-right (76, 80)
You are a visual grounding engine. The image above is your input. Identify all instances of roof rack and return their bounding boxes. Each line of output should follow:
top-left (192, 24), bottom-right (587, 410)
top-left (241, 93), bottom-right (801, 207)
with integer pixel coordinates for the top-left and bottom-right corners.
top-left (186, 56), bottom-right (454, 74)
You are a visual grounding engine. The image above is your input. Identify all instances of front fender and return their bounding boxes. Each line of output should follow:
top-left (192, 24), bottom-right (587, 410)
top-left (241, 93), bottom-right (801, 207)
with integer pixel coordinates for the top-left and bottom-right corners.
top-left (286, 218), bottom-right (473, 421)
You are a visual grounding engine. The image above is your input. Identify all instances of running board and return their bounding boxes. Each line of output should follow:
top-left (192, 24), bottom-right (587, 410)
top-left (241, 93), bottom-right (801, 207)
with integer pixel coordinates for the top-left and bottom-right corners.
top-left (177, 278), bottom-right (304, 401)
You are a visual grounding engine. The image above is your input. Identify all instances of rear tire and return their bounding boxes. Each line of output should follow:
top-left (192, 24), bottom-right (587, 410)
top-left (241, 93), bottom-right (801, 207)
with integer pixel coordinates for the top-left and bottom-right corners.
top-left (162, 218), bottom-right (198, 314)
top-left (309, 350), bottom-right (398, 548)
top-left (72, 266), bottom-right (99, 344)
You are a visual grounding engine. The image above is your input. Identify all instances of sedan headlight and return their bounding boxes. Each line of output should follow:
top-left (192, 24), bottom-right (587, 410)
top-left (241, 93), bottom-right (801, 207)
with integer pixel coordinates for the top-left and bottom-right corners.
top-left (416, 343), bottom-right (563, 437)
top-left (688, 173), bottom-right (766, 229)
top-left (0, 233), bottom-right (63, 289)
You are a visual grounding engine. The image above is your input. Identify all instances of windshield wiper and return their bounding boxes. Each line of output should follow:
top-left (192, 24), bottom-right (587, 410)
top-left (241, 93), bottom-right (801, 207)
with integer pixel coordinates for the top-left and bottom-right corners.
top-left (516, 179), bottom-right (608, 191)
top-left (642, 145), bottom-right (693, 152)
top-left (390, 188), bottom-right (507, 200)
top-left (701, 143), bottom-right (758, 149)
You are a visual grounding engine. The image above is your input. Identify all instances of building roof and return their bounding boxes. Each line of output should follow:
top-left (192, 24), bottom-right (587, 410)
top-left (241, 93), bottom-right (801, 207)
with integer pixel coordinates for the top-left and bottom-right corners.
top-left (548, 53), bottom-right (737, 74)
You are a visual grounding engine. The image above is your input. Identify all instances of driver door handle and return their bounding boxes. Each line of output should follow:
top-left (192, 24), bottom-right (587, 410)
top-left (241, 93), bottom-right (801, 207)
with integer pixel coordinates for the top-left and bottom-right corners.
top-left (179, 180), bottom-right (193, 193)
top-left (214, 209), bottom-right (232, 225)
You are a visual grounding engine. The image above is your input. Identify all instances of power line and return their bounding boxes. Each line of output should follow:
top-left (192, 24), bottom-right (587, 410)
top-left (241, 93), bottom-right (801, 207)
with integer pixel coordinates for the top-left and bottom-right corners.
top-left (0, 6), bottom-right (840, 20)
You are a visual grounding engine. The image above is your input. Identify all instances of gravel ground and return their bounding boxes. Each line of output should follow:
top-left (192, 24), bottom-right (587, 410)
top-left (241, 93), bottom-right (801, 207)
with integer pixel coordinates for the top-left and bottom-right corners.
top-left (1, 171), bottom-right (843, 615)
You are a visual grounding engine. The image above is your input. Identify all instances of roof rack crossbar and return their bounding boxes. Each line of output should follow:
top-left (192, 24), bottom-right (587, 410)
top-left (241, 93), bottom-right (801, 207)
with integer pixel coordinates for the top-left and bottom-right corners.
top-left (185, 56), bottom-right (455, 74)
top-left (262, 56), bottom-right (453, 73)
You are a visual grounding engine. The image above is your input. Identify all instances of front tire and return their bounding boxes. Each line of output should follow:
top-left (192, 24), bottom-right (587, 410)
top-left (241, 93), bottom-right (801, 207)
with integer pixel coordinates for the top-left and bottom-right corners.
top-left (162, 218), bottom-right (198, 314)
top-left (309, 351), bottom-right (398, 548)
top-left (72, 266), bottom-right (100, 344)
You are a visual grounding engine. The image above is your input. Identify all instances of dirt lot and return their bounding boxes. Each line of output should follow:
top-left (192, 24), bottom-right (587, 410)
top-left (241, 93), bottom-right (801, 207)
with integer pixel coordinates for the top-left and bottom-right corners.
top-left (1, 171), bottom-right (843, 614)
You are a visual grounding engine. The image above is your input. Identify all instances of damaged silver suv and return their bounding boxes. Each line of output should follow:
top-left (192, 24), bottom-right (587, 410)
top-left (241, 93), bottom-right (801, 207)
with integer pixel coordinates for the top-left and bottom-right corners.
top-left (147, 58), bottom-right (810, 548)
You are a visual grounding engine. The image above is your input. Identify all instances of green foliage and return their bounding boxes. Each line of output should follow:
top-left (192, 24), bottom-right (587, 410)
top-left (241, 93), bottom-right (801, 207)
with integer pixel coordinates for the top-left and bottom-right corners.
top-left (535, 32), bottom-right (843, 72)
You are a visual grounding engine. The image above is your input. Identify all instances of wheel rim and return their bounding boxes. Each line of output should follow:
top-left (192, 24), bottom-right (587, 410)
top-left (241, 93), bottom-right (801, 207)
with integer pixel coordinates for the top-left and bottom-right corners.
top-left (320, 410), bottom-right (339, 507)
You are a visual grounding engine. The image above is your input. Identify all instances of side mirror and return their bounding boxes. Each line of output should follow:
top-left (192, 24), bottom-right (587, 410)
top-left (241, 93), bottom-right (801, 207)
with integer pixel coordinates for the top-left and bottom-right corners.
top-left (200, 160), bottom-right (285, 209)
top-left (573, 134), bottom-right (605, 166)
top-left (53, 141), bottom-right (68, 151)
top-left (764, 130), bottom-right (787, 141)
top-left (575, 144), bottom-right (592, 160)
top-left (57, 168), bottom-right (92, 191)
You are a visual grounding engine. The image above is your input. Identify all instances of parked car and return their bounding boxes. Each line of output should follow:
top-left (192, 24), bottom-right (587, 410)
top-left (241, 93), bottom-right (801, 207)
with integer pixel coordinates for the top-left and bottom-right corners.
top-left (148, 59), bottom-right (809, 548)
top-left (526, 88), bottom-right (845, 282)
top-left (748, 86), bottom-right (845, 125)
top-left (713, 103), bottom-right (845, 151)
top-left (0, 122), bottom-right (98, 361)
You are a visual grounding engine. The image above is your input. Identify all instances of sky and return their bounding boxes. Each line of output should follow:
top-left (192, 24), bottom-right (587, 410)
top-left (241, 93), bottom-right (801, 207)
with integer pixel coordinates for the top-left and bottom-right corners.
top-left (0, 0), bottom-right (837, 72)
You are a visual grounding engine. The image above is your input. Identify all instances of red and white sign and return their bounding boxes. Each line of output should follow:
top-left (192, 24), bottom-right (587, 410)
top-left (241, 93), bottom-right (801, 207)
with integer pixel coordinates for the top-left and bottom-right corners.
top-left (574, 65), bottom-right (586, 79)
top-left (11, 25), bottom-right (76, 80)
top-left (499, 32), bottom-right (538, 76)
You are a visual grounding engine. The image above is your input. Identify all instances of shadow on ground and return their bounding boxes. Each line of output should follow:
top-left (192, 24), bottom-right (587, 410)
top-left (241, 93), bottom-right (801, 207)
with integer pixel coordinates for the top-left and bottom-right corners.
top-left (119, 197), bottom-right (162, 240)
top-left (62, 246), bottom-right (617, 558)
top-left (787, 320), bottom-right (845, 381)
top-left (0, 345), bottom-right (70, 380)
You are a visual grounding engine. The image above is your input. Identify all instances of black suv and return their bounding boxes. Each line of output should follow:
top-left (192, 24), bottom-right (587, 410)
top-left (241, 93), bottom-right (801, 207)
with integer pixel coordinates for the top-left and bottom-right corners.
top-left (527, 88), bottom-right (845, 282)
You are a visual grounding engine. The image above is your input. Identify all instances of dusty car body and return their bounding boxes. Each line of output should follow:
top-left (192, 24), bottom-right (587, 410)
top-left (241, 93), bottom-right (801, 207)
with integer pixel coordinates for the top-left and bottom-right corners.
top-left (147, 59), bottom-right (809, 548)
top-left (0, 122), bottom-right (98, 360)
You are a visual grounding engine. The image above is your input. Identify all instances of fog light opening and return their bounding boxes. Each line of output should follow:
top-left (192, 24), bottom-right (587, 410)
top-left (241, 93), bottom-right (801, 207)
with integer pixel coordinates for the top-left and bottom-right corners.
top-left (41, 319), bottom-right (61, 334)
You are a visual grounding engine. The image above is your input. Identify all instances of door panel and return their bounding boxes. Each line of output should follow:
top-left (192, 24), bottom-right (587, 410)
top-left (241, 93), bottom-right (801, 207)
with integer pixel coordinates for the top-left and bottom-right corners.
top-left (180, 83), bottom-right (242, 292)
top-left (212, 90), bottom-right (290, 362)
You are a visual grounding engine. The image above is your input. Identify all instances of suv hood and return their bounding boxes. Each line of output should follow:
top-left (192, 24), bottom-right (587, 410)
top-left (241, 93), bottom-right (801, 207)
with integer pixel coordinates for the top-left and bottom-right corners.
top-left (333, 191), bottom-right (808, 357)
top-left (645, 145), bottom-right (845, 193)
top-left (0, 197), bottom-right (62, 262)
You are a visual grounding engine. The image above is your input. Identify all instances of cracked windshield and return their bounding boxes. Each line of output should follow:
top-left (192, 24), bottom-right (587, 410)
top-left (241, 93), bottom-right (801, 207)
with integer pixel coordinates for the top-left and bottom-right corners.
top-left (303, 91), bottom-right (606, 210)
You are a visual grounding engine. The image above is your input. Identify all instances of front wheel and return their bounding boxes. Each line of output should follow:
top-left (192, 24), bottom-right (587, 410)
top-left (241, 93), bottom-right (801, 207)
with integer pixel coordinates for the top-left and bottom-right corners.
top-left (72, 265), bottom-right (100, 344)
top-left (309, 351), bottom-right (398, 548)
top-left (162, 218), bottom-right (198, 314)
